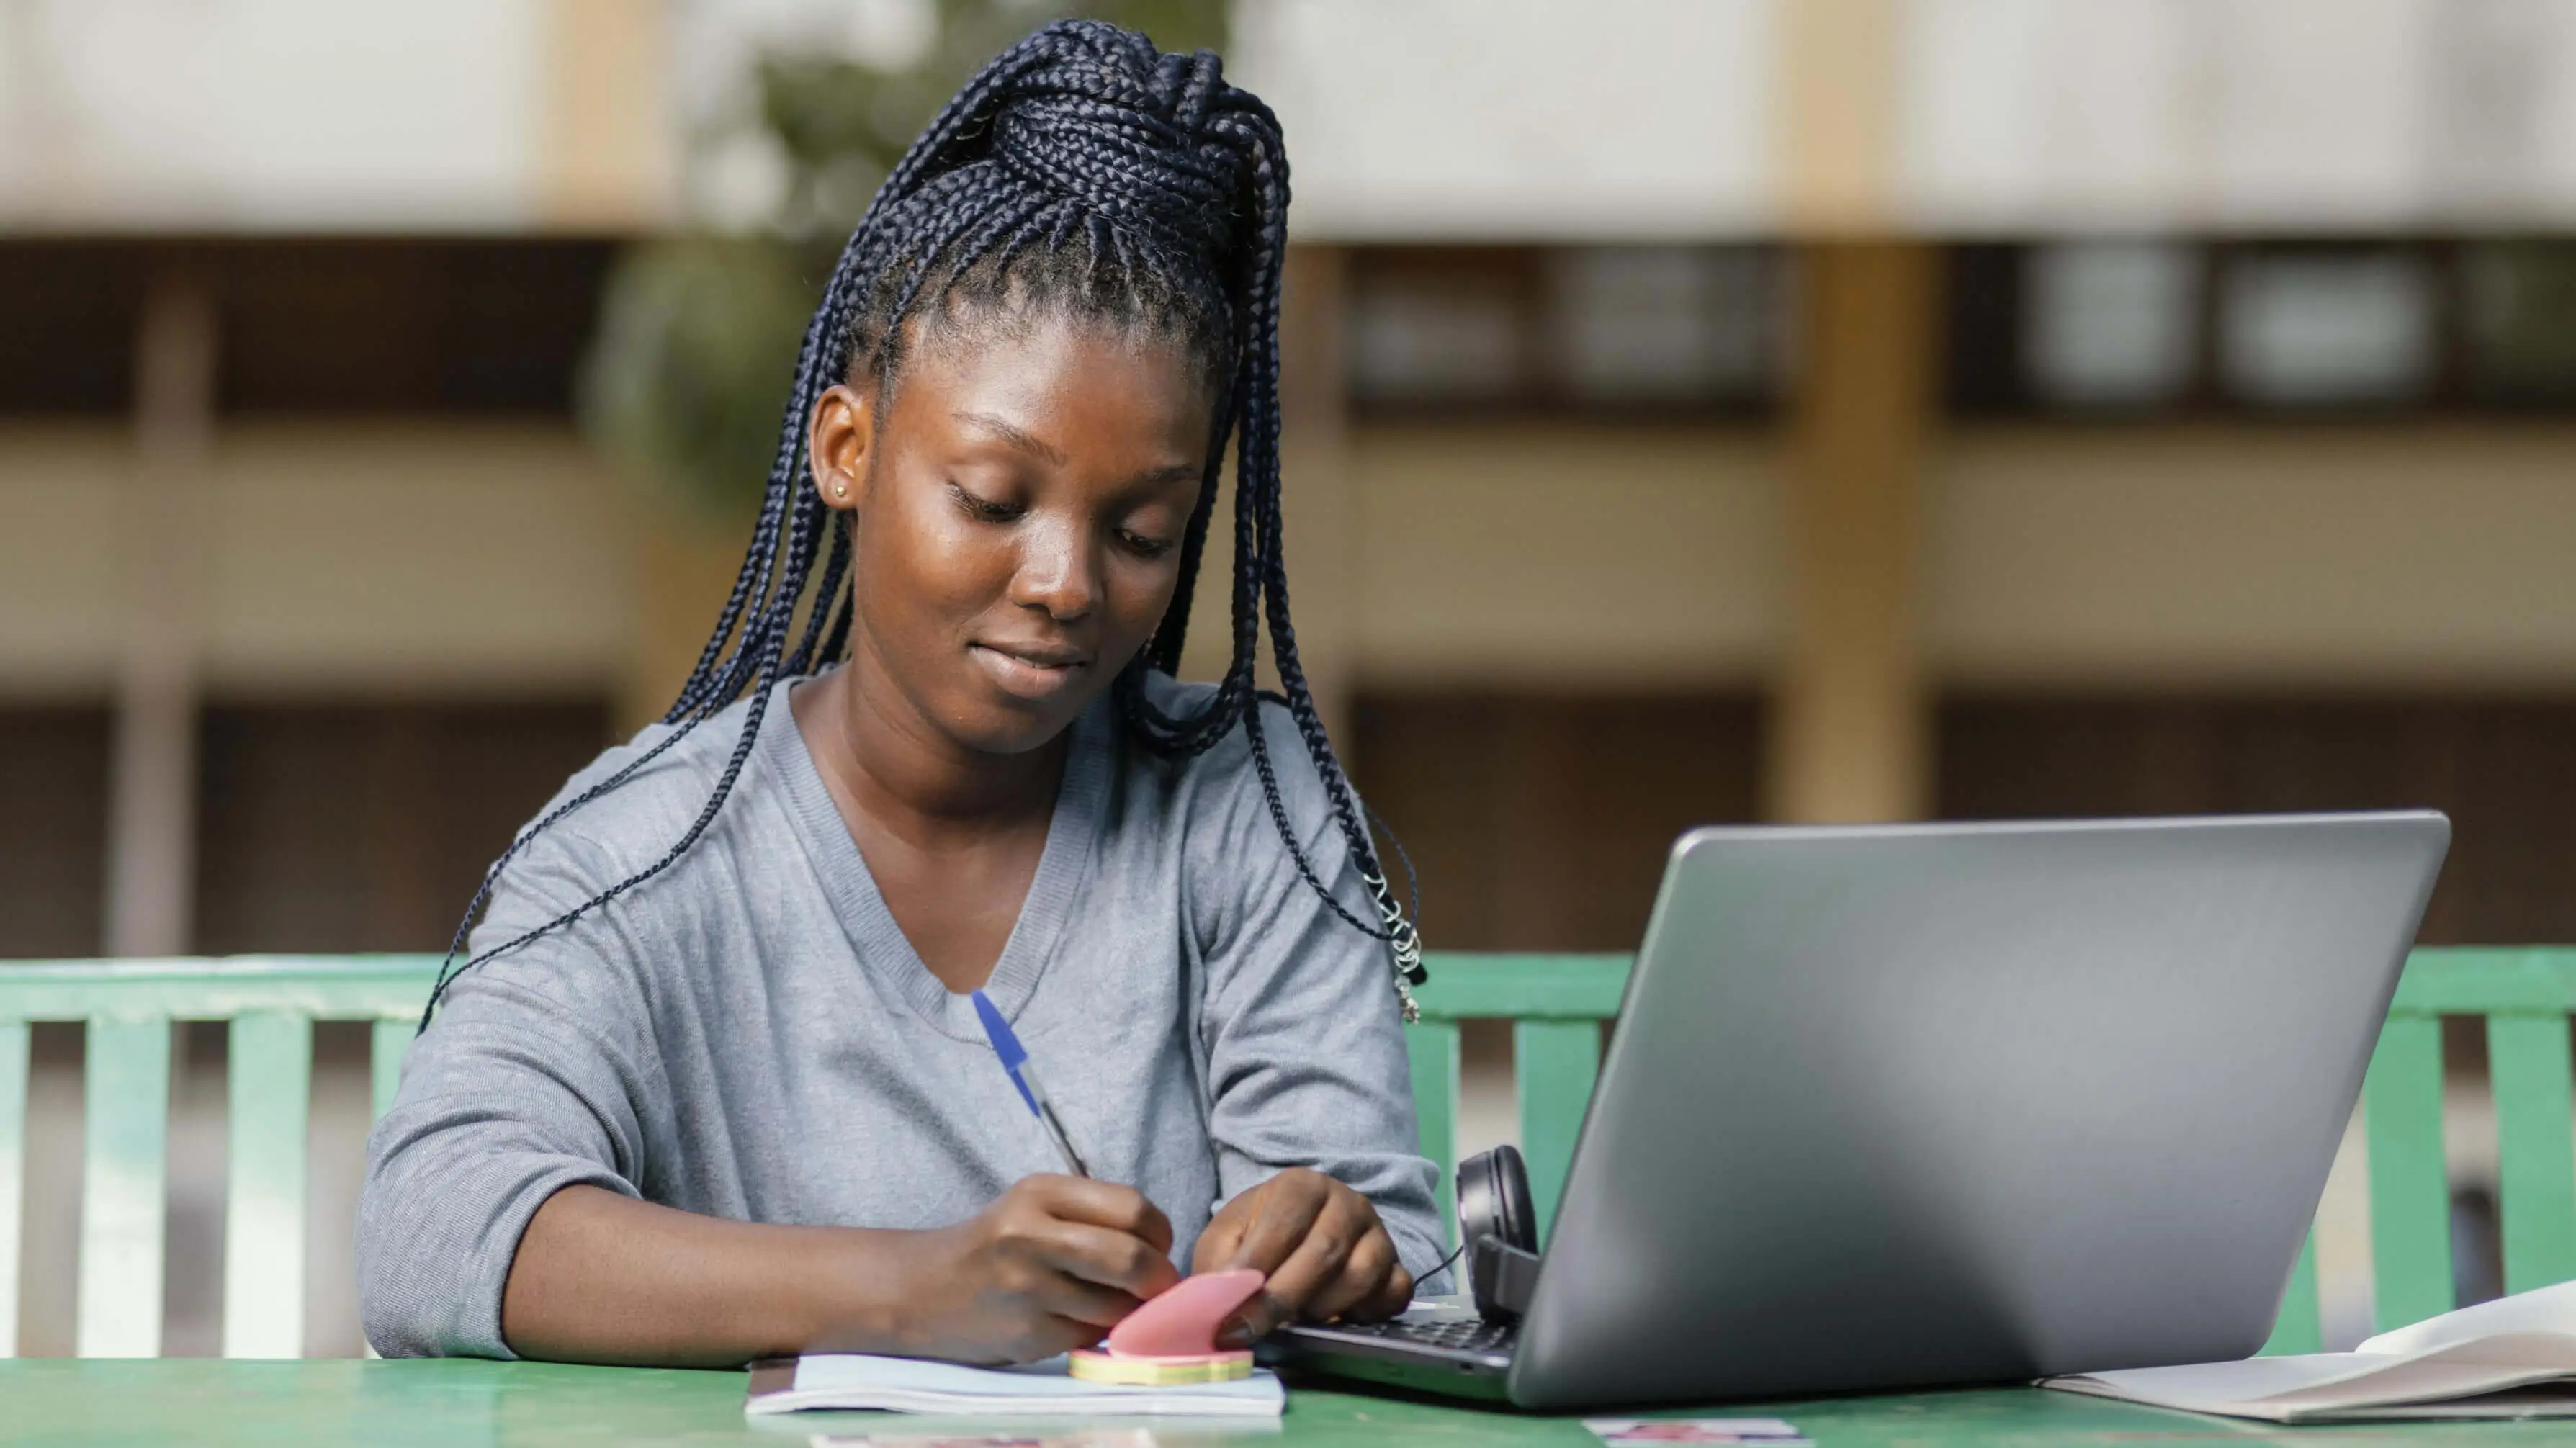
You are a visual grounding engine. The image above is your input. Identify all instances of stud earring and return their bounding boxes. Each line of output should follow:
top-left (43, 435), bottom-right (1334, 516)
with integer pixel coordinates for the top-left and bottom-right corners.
top-left (833, 480), bottom-right (848, 498)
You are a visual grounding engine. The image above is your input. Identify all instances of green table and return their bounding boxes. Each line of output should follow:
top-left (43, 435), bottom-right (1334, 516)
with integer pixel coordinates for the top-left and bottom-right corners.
top-left (4, 1360), bottom-right (2569, 1447)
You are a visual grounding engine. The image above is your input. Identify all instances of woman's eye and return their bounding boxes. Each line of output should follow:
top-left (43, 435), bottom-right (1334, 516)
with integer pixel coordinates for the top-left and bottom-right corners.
top-left (1118, 529), bottom-right (1177, 559)
top-left (948, 482), bottom-right (1020, 522)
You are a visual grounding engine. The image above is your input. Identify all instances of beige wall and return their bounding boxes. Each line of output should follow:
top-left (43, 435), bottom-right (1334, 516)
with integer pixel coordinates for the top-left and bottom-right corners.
top-left (1349, 419), bottom-right (2576, 696)
top-left (9, 420), bottom-right (2576, 706)
top-left (1930, 424), bottom-right (2576, 690)
top-left (0, 1), bottom-right (673, 233)
top-left (0, 426), bottom-right (122, 693)
top-left (0, 423), bottom-right (632, 701)
top-left (1347, 423), bottom-right (1787, 689)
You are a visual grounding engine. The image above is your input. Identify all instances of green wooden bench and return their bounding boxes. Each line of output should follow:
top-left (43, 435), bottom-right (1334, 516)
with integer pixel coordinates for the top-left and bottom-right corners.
top-left (0, 958), bottom-right (429, 1358)
top-left (3, 948), bottom-right (2572, 1357)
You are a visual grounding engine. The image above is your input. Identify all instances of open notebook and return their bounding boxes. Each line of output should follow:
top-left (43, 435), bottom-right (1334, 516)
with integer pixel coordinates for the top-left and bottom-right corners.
top-left (2043, 1280), bottom-right (2576, 1422)
top-left (745, 1354), bottom-right (1285, 1418)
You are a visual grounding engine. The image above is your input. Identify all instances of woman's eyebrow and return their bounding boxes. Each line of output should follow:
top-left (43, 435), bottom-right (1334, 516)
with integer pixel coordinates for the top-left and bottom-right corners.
top-left (1130, 462), bottom-right (1203, 490)
top-left (951, 410), bottom-right (1066, 466)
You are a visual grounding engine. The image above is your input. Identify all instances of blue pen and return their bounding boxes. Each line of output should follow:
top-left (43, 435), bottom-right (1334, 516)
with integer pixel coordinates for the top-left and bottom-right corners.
top-left (970, 989), bottom-right (1090, 1177)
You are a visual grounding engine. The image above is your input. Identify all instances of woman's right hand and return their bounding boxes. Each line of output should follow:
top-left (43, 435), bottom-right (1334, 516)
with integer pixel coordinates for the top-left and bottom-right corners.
top-left (898, 1174), bottom-right (1182, 1363)
top-left (497, 1179), bottom-right (1178, 1367)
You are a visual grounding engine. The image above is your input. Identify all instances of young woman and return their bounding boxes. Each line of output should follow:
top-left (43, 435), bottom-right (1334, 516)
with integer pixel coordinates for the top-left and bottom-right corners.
top-left (358, 22), bottom-right (1441, 1366)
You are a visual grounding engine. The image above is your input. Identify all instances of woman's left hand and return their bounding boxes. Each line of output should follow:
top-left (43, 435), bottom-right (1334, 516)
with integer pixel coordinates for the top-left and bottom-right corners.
top-left (1191, 1167), bottom-right (1414, 1346)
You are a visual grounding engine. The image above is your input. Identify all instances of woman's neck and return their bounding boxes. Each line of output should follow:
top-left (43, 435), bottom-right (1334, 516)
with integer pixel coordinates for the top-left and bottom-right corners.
top-left (791, 643), bottom-right (1068, 842)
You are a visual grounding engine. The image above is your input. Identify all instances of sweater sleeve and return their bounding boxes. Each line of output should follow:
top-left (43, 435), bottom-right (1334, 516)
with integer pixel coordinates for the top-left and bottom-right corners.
top-left (1190, 702), bottom-right (1449, 1287)
top-left (356, 828), bottom-right (660, 1358)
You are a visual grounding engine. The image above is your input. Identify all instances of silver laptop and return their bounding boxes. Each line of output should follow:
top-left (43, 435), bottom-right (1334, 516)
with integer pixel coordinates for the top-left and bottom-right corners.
top-left (1270, 812), bottom-right (2451, 1410)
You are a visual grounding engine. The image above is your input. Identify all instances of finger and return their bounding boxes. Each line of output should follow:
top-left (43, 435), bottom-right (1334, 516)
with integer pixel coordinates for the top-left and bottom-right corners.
top-left (1216, 1172), bottom-right (1331, 1276)
top-left (1028, 1273), bottom-right (1148, 1330)
top-left (1028, 1313), bottom-right (1115, 1358)
top-left (1352, 1258), bottom-right (1416, 1321)
top-left (1028, 1218), bottom-right (1183, 1300)
top-left (1231, 1192), bottom-right (1369, 1342)
top-left (1025, 1177), bottom-right (1176, 1256)
top-left (1190, 1208), bottom-right (1247, 1276)
top-left (1304, 1229), bottom-right (1398, 1324)
top-left (1260, 1192), bottom-right (1370, 1318)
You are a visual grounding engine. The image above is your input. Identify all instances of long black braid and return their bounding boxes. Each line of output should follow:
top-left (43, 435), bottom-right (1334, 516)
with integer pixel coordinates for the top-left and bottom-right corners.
top-left (421, 20), bottom-right (1423, 1031)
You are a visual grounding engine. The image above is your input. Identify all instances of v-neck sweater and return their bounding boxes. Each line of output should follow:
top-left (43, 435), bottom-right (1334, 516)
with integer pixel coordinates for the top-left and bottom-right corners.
top-left (356, 673), bottom-right (1443, 1359)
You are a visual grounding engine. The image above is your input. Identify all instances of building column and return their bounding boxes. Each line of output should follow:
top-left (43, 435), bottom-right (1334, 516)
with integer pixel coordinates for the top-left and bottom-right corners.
top-left (1767, 242), bottom-right (1939, 825)
top-left (1781, 0), bottom-right (1900, 235)
top-left (540, 0), bottom-right (673, 228)
top-left (103, 266), bottom-right (217, 958)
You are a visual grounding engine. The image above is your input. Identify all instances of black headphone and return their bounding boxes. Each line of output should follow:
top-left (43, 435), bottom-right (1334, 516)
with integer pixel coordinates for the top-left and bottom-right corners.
top-left (1455, 1145), bottom-right (1540, 1322)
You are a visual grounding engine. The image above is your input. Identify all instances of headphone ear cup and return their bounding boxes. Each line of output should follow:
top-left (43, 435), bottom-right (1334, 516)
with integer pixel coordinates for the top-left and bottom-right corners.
top-left (1453, 1144), bottom-right (1539, 1254)
top-left (1455, 1146), bottom-right (1500, 1251)
top-left (1491, 1143), bottom-right (1536, 1254)
top-left (1458, 1145), bottom-right (1542, 1323)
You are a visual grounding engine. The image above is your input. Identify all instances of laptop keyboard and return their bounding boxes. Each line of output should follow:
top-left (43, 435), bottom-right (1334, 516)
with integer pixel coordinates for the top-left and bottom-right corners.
top-left (1329, 1315), bottom-right (1519, 1356)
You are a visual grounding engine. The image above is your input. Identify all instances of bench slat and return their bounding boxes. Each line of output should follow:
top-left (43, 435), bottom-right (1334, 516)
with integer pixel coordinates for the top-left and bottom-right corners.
top-left (224, 1011), bottom-right (311, 1358)
top-left (2488, 1012), bottom-right (2576, 1294)
top-left (0, 958), bottom-right (439, 1025)
top-left (1405, 1021), bottom-right (1462, 1251)
top-left (2397, 949), bottom-right (2576, 1017)
top-left (1414, 953), bottom-right (1630, 1022)
top-left (2258, 1228), bottom-right (2323, 1355)
top-left (2364, 1013), bottom-right (2453, 1331)
top-left (0, 1021), bottom-right (27, 1357)
top-left (1514, 1019), bottom-right (1599, 1245)
top-left (78, 1017), bottom-right (171, 1357)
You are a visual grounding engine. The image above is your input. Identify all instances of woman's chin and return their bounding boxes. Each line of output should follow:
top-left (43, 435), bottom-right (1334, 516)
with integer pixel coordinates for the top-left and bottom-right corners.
top-left (941, 689), bottom-right (1093, 757)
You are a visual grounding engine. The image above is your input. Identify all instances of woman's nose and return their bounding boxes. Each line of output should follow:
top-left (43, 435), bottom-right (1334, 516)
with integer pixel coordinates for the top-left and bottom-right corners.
top-left (1010, 518), bottom-right (1100, 622)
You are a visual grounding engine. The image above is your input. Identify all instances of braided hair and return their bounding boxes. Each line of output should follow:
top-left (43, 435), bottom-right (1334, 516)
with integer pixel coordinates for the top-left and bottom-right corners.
top-left (422, 20), bottom-right (1423, 1030)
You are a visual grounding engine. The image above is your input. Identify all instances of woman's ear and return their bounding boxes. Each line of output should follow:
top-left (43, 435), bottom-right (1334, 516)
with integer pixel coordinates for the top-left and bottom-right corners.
top-left (809, 383), bottom-right (876, 513)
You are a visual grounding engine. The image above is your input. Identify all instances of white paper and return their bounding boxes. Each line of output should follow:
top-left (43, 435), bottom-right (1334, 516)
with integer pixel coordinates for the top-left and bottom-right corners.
top-left (748, 1354), bottom-right (1284, 1418)
top-left (2361, 1279), bottom-right (2576, 1357)
top-left (2044, 1332), bottom-right (2576, 1422)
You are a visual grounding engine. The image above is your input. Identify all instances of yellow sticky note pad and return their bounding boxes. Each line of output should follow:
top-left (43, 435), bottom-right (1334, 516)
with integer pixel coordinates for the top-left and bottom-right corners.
top-left (1065, 1349), bottom-right (1255, 1385)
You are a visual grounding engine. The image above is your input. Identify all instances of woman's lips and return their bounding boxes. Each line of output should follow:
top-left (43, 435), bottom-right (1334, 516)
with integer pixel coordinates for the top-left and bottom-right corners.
top-left (969, 642), bottom-right (1090, 701)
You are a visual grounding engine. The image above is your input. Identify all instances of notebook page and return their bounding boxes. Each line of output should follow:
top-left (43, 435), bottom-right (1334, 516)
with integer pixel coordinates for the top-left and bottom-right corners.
top-left (2046, 1336), bottom-right (2576, 1422)
top-left (748, 1354), bottom-right (1283, 1417)
top-left (2361, 1279), bottom-right (2576, 1357)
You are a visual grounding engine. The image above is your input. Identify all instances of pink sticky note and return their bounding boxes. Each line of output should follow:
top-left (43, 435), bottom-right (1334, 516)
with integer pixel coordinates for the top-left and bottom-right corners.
top-left (1105, 1269), bottom-right (1266, 1357)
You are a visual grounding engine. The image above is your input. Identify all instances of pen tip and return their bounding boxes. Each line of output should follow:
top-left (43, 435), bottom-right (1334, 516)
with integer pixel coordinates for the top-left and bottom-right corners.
top-left (970, 990), bottom-right (1023, 1063)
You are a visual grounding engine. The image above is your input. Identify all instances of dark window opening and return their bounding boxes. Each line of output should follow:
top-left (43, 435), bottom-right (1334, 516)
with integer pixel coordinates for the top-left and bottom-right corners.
top-left (0, 238), bottom-right (619, 418)
top-left (0, 706), bottom-right (113, 958)
top-left (1351, 692), bottom-right (1764, 952)
top-left (1939, 694), bottom-right (2576, 944)
top-left (194, 700), bottom-right (613, 955)
top-left (1345, 246), bottom-right (1787, 421)
top-left (1947, 238), bottom-right (2576, 419)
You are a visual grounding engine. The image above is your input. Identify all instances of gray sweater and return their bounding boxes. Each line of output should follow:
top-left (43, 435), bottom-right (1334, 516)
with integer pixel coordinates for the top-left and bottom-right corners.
top-left (358, 674), bottom-right (1443, 1359)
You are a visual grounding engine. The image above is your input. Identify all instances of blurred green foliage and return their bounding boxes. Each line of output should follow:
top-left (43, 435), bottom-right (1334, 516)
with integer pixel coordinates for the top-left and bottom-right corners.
top-left (581, 0), bottom-right (1229, 523)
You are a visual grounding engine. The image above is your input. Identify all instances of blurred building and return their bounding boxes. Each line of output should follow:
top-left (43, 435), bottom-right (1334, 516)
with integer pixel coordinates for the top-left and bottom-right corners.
top-left (5, 0), bottom-right (2576, 1354)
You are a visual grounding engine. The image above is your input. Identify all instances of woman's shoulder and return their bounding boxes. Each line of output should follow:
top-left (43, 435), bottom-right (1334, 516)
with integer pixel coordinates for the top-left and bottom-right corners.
top-left (1118, 673), bottom-right (1347, 850)
top-left (459, 688), bottom-right (794, 971)
top-left (519, 688), bottom-right (785, 881)
top-left (1112, 674), bottom-right (1388, 970)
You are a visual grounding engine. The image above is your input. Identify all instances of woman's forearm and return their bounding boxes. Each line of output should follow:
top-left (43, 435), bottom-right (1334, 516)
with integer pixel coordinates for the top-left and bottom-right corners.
top-left (501, 1184), bottom-right (925, 1366)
